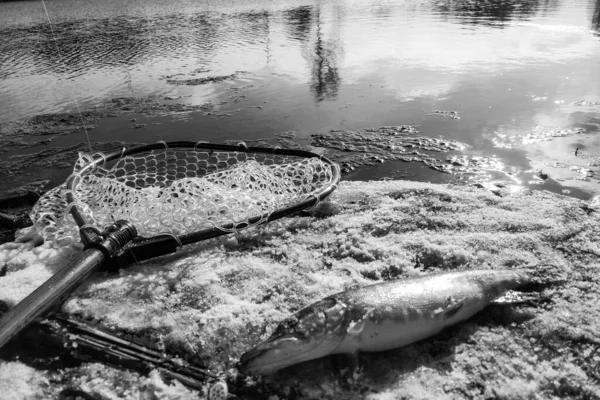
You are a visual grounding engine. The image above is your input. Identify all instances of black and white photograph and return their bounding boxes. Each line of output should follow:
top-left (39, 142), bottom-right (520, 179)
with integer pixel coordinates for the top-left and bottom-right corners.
top-left (0, 0), bottom-right (599, 398)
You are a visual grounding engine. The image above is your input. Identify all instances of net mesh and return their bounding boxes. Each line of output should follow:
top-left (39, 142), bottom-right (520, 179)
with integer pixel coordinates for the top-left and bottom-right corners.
top-left (31, 147), bottom-right (338, 247)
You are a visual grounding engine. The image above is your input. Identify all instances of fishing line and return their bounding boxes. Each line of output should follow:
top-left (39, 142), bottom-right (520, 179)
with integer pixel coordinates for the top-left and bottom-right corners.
top-left (265, 13), bottom-right (272, 71)
top-left (40, 0), bottom-right (93, 152)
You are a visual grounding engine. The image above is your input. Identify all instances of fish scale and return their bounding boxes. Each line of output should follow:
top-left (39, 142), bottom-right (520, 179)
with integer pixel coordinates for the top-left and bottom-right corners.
top-left (239, 266), bottom-right (563, 375)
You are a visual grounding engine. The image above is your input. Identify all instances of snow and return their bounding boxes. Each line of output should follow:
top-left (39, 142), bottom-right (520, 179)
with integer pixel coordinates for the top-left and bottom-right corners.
top-left (1, 180), bottom-right (599, 399)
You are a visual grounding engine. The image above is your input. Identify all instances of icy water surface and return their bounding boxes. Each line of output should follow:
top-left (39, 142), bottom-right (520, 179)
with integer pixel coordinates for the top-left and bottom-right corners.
top-left (0, 0), bottom-right (600, 197)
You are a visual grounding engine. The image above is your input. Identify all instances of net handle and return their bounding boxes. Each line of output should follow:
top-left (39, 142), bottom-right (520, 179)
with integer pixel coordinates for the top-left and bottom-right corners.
top-left (0, 220), bottom-right (137, 350)
top-left (0, 248), bottom-right (105, 349)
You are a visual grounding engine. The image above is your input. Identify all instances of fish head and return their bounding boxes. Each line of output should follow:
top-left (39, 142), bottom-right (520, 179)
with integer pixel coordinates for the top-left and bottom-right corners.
top-left (238, 297), bottom-right (347, 375)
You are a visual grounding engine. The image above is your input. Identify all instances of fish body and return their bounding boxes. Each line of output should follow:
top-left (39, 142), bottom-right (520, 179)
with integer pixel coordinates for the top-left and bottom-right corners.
top-left (239, 268), bottom-right (554, 375)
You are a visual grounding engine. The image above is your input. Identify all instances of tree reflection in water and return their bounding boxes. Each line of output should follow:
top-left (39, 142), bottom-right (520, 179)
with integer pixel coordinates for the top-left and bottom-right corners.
top-left (283, 5), bottom-right (341, 102)
top-left (283, 6), bottom-right (312, 42)
top-left (433, 0), bottom-right (542, 27)
top-left (592, 0), bottom-right (600, 33)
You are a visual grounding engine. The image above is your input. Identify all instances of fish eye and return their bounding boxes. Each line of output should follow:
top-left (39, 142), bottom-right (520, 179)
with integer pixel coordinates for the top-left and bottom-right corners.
top-left (268, 316), bottom-right (299, 338)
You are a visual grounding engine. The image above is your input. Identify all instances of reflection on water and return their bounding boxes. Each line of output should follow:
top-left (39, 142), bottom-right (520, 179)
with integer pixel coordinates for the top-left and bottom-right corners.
top-left (434, 0), bottom-right (542, 26)
top-left (284, 6), bottom-right (313, 42)
top-left (0, 0), bottom-right (600, 198)
top-left (0, 13), bottom-right (270, 79)
top-left (281, 6), bottom-right (341, 101)
top-left (593, 0), bottom-right (600, 32)
top-left (310, 8), bottom-right (341, 101)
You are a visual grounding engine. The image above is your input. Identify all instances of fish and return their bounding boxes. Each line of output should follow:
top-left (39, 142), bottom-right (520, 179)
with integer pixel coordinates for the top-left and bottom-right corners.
top-left (238, 266), bottom-right (563, 375)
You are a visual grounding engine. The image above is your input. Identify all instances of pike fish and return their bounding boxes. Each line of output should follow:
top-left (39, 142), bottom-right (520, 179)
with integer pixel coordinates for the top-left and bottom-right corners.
top-left (239, 267), bottom-right (561, 375)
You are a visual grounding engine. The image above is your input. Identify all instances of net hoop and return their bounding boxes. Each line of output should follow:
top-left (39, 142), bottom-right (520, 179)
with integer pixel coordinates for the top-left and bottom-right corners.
top-left (50, 141), bottom-right (340, 248)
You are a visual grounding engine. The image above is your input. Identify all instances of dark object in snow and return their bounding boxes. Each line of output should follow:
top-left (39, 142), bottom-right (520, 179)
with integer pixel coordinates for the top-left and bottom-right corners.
top-left (3, 315), bottom-right (224, 395)
top-left (0, 190), bottom-right (40, 211)
top-left (59, 388), bottom-right (102, 400)
top-left (0, 190), bottom-right (40, 244)
top-left (536, 170), bottom-right (549, 180)
top-left (239, 265), bottom-right (564, 375)
top-left (0, 211), bottom-right (33, 230)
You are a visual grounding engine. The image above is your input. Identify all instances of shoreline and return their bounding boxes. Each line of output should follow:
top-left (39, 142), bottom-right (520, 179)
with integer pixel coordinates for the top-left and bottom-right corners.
top-left (1, 97), bottom-right (598, 202)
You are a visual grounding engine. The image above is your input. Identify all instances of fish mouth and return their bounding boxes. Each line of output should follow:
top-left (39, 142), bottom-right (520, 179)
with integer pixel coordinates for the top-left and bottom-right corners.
top-left (238, 297), bottom-right (348, 375)
top-left (238, 336), bottom-right (311, 376)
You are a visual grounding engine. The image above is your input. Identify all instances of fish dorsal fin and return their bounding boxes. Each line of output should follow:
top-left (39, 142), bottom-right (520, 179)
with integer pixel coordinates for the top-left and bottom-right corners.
top-left (433, 297), bottom-right (464, 320)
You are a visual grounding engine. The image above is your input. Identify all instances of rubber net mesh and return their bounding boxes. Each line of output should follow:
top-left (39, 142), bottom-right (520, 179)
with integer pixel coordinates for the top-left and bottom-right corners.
top-left (30, 148), bottom-right (338, 247)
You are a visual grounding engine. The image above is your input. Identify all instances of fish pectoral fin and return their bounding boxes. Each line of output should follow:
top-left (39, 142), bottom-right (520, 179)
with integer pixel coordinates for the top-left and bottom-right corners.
top-left (434, 298), bottom-right (465, 320)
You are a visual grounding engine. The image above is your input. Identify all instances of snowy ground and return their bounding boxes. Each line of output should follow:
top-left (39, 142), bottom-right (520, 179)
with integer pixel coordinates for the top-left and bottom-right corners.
top-left (1, 180), bottom-right (599, 399)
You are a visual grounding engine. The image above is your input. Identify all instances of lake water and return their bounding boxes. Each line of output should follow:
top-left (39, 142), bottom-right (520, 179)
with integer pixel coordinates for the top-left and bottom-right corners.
top-left (1, 0), bottom-right (599, 198)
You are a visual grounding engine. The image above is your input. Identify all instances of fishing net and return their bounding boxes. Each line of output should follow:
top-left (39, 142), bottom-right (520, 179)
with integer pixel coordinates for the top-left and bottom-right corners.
top-left (30, 143), bottom-right (339, 247)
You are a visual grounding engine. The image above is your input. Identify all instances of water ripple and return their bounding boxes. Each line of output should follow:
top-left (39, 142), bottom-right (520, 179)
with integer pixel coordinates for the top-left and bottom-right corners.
top-left (0, 12), bottom-right (270, 82)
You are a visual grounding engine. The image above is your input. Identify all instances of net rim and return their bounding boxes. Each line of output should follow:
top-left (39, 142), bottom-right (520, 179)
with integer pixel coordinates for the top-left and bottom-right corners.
top-left (63, 141), bottom-right (341, 247)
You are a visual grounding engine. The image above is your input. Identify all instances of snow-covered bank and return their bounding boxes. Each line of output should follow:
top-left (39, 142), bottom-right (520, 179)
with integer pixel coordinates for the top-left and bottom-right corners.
top-left (1, 180), bottom-right (599, 399)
